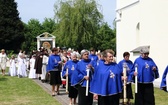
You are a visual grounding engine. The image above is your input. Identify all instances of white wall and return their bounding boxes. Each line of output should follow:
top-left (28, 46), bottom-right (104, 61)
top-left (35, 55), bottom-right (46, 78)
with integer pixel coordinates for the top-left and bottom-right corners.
top-left (116, 0), bottom-right (168, 86)
top-left (140, 0), bottom-right (168, 83)
top-left (116, 1), bottom-right (140, 63)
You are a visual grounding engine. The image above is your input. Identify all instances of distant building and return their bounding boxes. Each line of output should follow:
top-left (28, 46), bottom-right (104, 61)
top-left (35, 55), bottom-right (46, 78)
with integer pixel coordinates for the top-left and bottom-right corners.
top-left (115, 0), bottom-right (168, 86)
top-left (36, 32), bottom-right (56, 51)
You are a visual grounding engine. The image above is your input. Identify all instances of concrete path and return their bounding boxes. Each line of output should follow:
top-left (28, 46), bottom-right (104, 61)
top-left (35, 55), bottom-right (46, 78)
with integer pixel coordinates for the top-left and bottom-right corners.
top-left (33, 79), bottom-right (98, 105)
top-left (33, 79), bottom-right (70, 105)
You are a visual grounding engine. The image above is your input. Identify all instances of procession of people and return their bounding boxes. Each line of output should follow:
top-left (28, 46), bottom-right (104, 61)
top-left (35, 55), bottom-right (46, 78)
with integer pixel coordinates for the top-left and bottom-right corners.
top-left (0, 46), bottom-right (168, 105)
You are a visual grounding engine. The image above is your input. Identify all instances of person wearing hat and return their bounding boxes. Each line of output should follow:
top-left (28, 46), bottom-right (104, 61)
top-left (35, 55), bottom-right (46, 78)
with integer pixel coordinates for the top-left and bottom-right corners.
top-left (0, 49), bottom-right (8, 76)
top-left (130, 47), bottom-right (159, 105)
top-left (71, 49), bottom-right (96, 105)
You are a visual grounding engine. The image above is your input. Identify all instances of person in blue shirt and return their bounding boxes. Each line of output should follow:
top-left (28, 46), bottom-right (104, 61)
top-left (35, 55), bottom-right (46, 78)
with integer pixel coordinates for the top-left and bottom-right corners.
top-left (90, 49), bottom-right (123, 105)
top-left (71, 49), bottom-right (96, 105)
top-left (118, 52), bottom-right (133, 104)
top-left (89, 48), bottom-right (98, 63)
top-left (160, 65), bottom-right (168, 92)
top-left (47, 48), bottom-right (62, 96)
top-left (62, 52), bottom-right (79, 105)
top-left (131, 47), bottom-right (159, 105)
top-left (96, 51), bottom-right (105, 66)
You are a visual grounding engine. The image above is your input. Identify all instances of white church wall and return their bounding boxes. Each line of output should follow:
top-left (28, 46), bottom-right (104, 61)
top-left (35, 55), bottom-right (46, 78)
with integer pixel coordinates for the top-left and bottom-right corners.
top-left (116, 0), bottom-right (168, 86)
top-left (116, 1), bottom-right (140, 63)
top-left (140, 0), bottom-right (168, 83)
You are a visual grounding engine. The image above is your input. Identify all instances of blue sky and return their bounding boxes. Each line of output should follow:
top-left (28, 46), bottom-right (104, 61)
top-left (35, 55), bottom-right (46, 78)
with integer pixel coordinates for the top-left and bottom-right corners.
top-left (15, 0), bottom-right (116, 29)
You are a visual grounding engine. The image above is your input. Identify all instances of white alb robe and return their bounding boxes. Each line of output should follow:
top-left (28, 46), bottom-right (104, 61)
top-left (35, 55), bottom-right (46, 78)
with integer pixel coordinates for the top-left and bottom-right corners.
top-left (41, 55), bottom-right (48, 80)
top-left (9, 59), bottom-right (17, 76)
top-left (28, 58), bottom-right (36, 79)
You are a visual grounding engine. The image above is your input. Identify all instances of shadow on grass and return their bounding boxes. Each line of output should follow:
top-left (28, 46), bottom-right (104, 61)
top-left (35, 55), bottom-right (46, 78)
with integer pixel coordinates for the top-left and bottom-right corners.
top-left (0, 76), bottom-right (8, 81)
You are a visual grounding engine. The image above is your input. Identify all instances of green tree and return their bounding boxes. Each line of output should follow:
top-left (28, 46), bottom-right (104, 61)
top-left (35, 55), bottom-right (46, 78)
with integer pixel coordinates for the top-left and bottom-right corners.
top-left (23, 18), bottom-right (57, 53)
top-left (22, 19), bottom-right (43, 53)
top-left (53, 0), bottom-right (103, 51)
top-left (96, 22), bottom-right (116, 52)
top-left (0, 0), bottom-right (25, 52)
top-left (41, 18), bottom-right (57, 34)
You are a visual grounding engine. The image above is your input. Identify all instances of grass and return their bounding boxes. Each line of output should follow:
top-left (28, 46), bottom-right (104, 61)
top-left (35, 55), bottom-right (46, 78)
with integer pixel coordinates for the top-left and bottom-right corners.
top-left (129, 84), bottom-right (168, 105)
top-left (153, 87), bottom-right (168, 105)
top-left (0, 75), bottom-right (61, 105)
top-left (1, 67), bottom-right (168, 105)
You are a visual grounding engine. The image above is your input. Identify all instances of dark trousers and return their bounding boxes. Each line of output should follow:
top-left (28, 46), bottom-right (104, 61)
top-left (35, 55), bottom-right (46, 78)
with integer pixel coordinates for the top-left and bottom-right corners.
top-left (98, 94), bottom-right (120, 105)
top-left (120, 83), bottom-right (133, 99)
top-left (68, 83), bottom-right (78, 98)
top-left (135, 83), bottom-right (155, 105)
top-left (78, 85), bottom-right (93, 105)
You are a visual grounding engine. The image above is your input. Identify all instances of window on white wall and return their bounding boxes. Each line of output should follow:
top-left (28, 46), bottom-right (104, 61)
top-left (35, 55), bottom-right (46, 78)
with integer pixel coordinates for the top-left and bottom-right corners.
top-left (136, 22), bottom-right (140, 45)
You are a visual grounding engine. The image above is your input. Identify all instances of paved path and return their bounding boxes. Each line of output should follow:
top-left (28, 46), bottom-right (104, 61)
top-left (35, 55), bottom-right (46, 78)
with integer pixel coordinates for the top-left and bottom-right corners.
top-left (33, 79), bottom-right (70, 105)
top-left (34, 79), bottom-right (162, 105)
top-left (5, 61), bottom-right (97, 105)
top-left (33, 79), bottom-right (98, 105)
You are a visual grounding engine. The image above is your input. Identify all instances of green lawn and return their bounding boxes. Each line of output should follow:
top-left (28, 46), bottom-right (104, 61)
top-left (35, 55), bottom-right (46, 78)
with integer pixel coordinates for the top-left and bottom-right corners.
top-left (0, 75), bottom-right (61, 105)
top-left (154, 87), bottom-right (168, 105)
top-left (1, 71), bottom-right (168, 105)
top-left (130, 84), bottom-right (168, 105)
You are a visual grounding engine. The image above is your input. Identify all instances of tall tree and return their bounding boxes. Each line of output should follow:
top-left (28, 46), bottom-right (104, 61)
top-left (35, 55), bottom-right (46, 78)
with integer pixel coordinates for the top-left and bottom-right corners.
top-left (22, 19), bottom-right (43, 53)
top-left (23, 18), bottom-right (57, 53)
top-left (41, 18), bottom-right (57, 34)
top-left (0, 0), bottom-right (25, 52)
top-left (53, 0), bottom-right (103, 51)
top-left (96, 22), bottom-right (116, 52)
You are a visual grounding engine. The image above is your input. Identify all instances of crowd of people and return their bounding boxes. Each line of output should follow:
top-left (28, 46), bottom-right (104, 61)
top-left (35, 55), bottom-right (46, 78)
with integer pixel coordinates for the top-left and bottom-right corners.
top-left (0, 46), bottom-right (167, 105)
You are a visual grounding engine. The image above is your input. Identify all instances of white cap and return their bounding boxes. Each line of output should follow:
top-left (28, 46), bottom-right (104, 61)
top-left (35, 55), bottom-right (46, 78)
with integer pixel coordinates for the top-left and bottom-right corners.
top-left (140, 47), bottom-right (149, 53)
top-left (81, 49), bottom-right (89, 56)
top-left (68, 48), bottom-right (72, 51)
